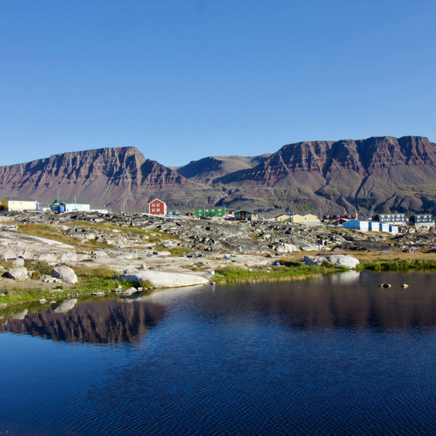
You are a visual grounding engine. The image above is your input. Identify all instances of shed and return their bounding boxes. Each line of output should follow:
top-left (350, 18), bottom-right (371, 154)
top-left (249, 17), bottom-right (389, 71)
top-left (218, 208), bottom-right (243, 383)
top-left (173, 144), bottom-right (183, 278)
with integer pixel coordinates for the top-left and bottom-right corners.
top-left (343, 220), bottom-right (368, 231)
top-left (389, 225), bottom-right (399, 235)
top-left (380, 223), bottom-right (390, 233)
top-left (369, 222), bottom-right (379, 232)
top-left (1, 197), bottom-right (38, 211)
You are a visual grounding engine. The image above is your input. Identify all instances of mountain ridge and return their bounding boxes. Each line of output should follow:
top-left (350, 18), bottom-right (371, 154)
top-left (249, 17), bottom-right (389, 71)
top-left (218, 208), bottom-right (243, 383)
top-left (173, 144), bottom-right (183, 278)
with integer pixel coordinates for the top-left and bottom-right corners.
top-left (1, 136), bottom-right (436, 215)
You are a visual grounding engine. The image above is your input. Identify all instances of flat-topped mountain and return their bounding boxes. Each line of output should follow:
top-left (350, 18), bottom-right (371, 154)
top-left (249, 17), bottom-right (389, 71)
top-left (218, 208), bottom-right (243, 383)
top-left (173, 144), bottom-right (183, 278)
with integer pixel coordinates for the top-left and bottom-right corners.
top-left (1, 136), bottom-right (436, 215)
top-left (0, 147), bottom-right (221, 211)
top-left (177, 136), bottom-right (436, 215)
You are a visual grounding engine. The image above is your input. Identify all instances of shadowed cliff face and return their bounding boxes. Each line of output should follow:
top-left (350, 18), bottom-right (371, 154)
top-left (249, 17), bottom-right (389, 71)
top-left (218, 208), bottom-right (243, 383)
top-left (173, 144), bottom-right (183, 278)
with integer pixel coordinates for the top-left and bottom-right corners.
top-left (0, 298), bottom-right (165, 344)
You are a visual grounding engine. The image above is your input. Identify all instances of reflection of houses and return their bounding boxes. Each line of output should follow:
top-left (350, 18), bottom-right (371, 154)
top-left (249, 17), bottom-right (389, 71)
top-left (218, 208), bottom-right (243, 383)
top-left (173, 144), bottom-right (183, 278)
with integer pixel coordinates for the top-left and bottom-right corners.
top-left (1, 197), bottom-right (39, 211)
top-left (234, 210), bottom-right (259, 221)
top-left (148, 199), bottom-right (167, 216)
top-left (50, 200), bottom-right (90, 213)
top-left (289, 214), bottom-right (319, 225)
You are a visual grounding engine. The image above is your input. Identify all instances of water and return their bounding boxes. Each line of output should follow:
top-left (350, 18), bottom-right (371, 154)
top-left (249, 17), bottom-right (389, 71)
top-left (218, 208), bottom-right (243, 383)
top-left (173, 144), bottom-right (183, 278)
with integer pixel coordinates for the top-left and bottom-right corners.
top-left (1, 271), bottom-right (436, 435)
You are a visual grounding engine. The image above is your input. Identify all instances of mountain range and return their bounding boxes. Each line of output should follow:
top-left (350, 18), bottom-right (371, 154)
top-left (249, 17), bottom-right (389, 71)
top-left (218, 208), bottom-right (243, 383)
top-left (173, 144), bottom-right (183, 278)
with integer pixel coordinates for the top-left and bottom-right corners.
top-left (1, 135), bottom-right (436, 216)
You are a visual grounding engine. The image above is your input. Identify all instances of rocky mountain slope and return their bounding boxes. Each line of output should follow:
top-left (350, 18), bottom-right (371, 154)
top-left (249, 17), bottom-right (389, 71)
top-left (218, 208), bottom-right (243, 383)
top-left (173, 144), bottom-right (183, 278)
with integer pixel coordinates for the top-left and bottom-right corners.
top-left (0, 147), bottom-right (223, 211)
top-left (1, 136), bottom-right (436, 215)
top-left (178, 136), bottom-right (436, 215)
top-left (177, 154), bottom-right (271, 184)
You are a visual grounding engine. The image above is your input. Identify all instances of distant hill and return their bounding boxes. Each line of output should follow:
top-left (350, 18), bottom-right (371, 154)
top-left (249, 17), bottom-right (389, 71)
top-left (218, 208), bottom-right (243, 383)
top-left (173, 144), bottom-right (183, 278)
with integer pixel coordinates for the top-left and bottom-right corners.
top-left (177, 154), bottom-right (271, 184)
top-left (1, 136), bottom-right (436, 215)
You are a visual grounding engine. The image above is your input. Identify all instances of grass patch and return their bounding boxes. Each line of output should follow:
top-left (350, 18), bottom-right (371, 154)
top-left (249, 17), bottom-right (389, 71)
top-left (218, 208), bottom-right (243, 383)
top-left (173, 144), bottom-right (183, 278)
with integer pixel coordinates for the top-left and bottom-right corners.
top-left (167, 246), bottom-right (194, 257)
top-left (18, 223), bottom-right (81, 245)
top-left (0, 288), bottom-right (52, 305)
top-left (28, 260), bottom-right (52, 277)
top-left (357, 258), bottom-right (436, 272)
top-left (70, 220), bottom-right (179, 243)
top-left (71, 266), bottom-right (122, 293)
top-left (213, 262), bottom-right (348, 285)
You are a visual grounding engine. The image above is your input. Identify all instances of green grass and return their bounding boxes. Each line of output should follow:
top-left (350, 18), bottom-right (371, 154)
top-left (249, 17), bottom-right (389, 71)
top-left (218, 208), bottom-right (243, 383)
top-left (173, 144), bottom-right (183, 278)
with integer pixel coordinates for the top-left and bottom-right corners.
top-left (213, 262), bottom-right (348, 285)
top-left (71, 266), bottom-right (126, 293)
top-left (357, 258), bottom-right (436, 272)
top-left (167, 246), bottom-right (194, 257)
top-left (18, 223), bottom-right (81, 245)
top-left (0, 288), bottom-right (53, 304)
top-left (0, 266), bottom-right (137, 306)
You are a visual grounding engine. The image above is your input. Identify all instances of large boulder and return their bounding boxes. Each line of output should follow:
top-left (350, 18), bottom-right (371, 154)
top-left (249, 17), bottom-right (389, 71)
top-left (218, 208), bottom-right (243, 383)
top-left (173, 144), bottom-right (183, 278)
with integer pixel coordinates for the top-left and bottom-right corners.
top-left (275, 243), bottom-right (300, 253)
top-left (320, 255), bottom-right (360, 269)
top-left (51, 266), bottom-right (78, 283)
top-left (5, 267), bottom-right (28, 280)
top-left (116, 270), bottom-right (210, 289)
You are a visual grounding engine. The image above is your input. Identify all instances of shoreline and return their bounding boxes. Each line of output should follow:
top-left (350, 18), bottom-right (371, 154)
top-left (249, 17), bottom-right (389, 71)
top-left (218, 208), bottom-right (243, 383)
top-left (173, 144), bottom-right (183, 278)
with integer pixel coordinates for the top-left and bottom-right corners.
top-left (1, 211), bottom-right (436, 310)
top-left (2, 256), bottom-right (436, 311)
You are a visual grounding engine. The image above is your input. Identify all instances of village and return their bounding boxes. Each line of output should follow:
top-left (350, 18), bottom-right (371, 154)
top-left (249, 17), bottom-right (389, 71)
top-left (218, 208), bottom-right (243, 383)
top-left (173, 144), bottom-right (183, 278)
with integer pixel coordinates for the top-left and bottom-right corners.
top-left (1, 195), bottom-right (434, 233)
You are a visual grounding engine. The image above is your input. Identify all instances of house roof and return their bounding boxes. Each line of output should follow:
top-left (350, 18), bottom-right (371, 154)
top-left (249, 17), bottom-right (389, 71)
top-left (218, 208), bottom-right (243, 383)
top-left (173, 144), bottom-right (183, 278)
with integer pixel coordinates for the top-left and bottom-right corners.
top-left (3, 197), bottom-right (36, 202)
top-left (235, 210), bottom-right (252, 213)
top-left (52, 200), bottom-right (90, 205)
top-left (148, 198), bottom-right (166, 204)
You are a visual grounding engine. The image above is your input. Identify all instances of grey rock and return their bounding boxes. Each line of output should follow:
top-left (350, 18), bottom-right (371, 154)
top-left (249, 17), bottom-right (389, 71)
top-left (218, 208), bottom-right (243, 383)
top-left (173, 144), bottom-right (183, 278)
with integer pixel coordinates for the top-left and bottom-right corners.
top-left (116, 270), bottom-right (210, 289)
top-left (5, 267), bottom-right (28, 280)
top-left (122, 287), bottom-right (138, 296)
top-left (11, 258), bottom-right (25, 268)
top-left (51, 266), bottom-right (78, 283)
top-left (319, 255), bottom-right (360, 269)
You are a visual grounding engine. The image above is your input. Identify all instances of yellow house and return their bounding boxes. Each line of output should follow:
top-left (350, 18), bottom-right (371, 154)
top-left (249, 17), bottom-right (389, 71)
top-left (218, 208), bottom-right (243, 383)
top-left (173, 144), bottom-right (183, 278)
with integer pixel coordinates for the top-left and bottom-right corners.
top-left (290, 214), bottom-right (319, 225)
top-left (275, 214), bottom-right (292, 222)
top-left (1, 197), bottom-right (38, 211)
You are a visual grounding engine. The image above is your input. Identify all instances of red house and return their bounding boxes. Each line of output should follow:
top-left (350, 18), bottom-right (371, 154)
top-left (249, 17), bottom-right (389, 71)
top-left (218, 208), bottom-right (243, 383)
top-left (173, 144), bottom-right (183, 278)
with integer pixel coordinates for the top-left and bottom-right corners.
top-left (148, 198), bottom-right (167, 216)
top-left (323, 213), bottom-right (358, 221)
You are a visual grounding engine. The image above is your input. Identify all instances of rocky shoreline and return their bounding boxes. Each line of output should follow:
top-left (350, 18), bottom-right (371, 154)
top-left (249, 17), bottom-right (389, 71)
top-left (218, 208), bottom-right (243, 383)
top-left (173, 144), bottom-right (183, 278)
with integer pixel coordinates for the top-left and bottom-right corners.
top-left (0, 210), bottom-right (435, 308)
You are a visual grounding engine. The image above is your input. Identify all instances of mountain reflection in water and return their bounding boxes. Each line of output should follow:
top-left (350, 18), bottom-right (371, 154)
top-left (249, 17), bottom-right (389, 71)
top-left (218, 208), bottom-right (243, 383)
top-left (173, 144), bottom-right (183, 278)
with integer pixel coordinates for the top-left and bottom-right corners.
top-left (0, 298), bottom-right (165, 343)
top-left (2, 271), bottom-right (436, 345)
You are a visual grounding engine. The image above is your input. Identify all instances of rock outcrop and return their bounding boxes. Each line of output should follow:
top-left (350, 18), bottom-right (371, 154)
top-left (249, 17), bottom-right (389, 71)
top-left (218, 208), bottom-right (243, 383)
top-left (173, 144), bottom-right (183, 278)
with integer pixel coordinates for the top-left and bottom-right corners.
top-left (116, 270), bottom-right (210, 288)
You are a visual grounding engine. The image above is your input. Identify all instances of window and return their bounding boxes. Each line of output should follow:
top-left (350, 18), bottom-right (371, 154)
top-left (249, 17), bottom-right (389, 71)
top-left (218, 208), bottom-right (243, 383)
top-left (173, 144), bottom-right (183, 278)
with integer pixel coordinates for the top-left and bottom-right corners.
top-left (152, 208), bottom-right (155, 212)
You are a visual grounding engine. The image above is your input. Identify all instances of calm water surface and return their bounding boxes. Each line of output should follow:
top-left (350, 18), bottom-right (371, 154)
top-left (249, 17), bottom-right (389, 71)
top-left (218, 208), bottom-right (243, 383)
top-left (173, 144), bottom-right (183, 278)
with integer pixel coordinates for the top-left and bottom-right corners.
top-left (1, 271), bottom-right (436, 435)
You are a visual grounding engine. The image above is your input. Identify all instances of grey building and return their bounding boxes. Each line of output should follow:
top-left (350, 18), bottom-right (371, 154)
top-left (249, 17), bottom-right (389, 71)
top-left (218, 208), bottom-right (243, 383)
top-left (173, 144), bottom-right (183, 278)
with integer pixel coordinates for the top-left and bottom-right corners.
top-left (373, 214), bottom-right (406, 224)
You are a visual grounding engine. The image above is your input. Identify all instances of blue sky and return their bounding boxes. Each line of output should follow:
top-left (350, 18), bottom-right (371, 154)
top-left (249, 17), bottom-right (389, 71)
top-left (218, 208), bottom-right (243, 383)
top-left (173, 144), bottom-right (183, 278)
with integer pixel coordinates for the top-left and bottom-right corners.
top-left (1, 0), bottom-right (435, 167)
